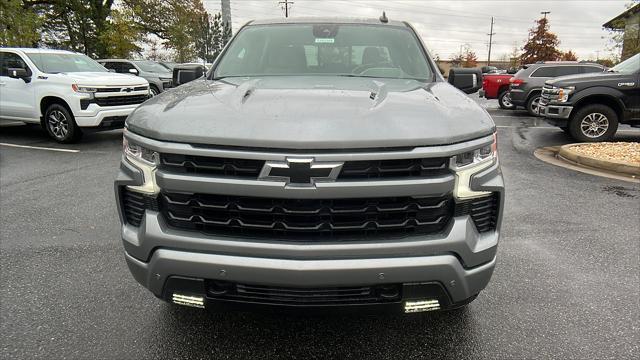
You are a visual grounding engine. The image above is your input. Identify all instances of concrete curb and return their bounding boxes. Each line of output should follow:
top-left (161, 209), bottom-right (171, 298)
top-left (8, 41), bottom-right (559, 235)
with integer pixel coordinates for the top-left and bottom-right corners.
top-left (558, 144), bottom-right (640, 177)
top-left (534, 147), bottom-right (639, 184)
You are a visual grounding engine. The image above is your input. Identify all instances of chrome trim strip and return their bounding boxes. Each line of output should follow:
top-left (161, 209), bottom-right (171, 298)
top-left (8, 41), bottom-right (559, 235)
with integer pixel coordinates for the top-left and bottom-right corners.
top-left (155, 171), bottom-right (455, 198)
top-left (125, 131), bottom-right (495, 162)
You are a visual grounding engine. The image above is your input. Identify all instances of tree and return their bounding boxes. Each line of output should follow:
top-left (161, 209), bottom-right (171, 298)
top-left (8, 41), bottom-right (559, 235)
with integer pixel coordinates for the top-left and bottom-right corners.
top-left (99, 8), bottom-right (143, 58)
top-left (520, 17), bottom-right (561, 64)
top-left (0, 0), bottom-right (41, 47)
top-left (195, 12), bottom-right (232, 63)
top-left (451, 45), bottom-right (478, 68)
top-left (509, 42), bottom-right (521, 68)
top-left (560, 50), bottom-right (578, 61)
top-left (123, 0), bottom-right (210, 62)
top-left (463, 50), bottom-right (478, 68)
top-left (26, 0), bottom-right (116, 58)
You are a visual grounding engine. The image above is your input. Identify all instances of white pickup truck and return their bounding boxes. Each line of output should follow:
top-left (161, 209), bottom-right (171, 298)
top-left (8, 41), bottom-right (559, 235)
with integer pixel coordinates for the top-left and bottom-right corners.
top-left (0, 48), bottom-right (150, 143)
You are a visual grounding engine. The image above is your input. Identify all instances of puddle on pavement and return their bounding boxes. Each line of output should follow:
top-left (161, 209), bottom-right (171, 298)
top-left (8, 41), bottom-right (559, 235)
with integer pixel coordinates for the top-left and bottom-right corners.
top-left (601, 185), bottom-right (638, 198)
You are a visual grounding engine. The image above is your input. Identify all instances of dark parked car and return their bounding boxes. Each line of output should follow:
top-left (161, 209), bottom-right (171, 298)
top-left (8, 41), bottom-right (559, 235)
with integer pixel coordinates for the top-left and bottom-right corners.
top-left (98, 59), bottom-right (172, 96)
top-left (540, 53), bottom-right (640, 142)
top-left (509, 62), bottom-right (605, 115)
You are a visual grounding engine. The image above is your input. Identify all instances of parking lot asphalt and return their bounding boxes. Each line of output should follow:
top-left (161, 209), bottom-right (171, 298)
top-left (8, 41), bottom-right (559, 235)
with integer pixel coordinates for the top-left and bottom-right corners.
top-left (1, 104), bottom-right (639, 359)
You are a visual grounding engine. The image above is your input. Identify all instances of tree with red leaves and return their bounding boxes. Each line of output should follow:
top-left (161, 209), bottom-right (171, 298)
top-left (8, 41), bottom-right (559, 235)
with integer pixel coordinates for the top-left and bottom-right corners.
top-left (560, 50), bottom-right (578, 61)
top-left (520, 17), bottom-right (561, 64)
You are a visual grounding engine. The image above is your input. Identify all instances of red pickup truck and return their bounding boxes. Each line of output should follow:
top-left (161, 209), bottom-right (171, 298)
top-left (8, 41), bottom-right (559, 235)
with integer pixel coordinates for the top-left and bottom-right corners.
top-left (482, 73), bottom-right (515, 109)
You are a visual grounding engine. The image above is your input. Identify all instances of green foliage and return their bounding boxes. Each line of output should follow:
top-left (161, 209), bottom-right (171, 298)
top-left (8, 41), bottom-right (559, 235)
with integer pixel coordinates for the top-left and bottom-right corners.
top-left (123, 0), bottom-right (228, 63)
top-left (6, 0), bottom-right (230, 62)
top-left (605, 2), bottom-right (640, 61)
top-left (22, 0), bottom-right (116, 58)
top-left (100, 8), bottom-right (143, 58)
top-left (520, 17), bottom-right (562, 64)
top-left (0, 0), bottom-right (41, 47)
top-left (195, 12), bottom-right (232, 63)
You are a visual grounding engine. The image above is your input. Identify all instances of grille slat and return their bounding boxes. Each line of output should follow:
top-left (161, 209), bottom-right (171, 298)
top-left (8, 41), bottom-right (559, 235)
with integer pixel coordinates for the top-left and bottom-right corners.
top-left (121, 189), bottom-right (159, 227)
top-left (159, 154), bottom-right (450, 180)
top-left (160, 192), bottom-right (453, 240)
top-left (94, 94), bottom-right (149, 107)
top-left (337, 158), bottom-right (449, 179)
top-left (454, 193), bottom-right (500, 233)
top-left (207, 282), bottom-right (400, 305)
top-left (160, 154), bottom-right (265, 178)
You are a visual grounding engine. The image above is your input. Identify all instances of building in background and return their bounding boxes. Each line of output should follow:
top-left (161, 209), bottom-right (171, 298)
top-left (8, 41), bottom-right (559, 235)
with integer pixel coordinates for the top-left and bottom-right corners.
top-left (603, 3), bottom-right (640, 60)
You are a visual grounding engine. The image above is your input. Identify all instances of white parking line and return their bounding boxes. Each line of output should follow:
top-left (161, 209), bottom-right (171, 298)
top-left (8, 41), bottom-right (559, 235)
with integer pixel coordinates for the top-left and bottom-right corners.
top-left (495, 126), bottom-right (640, 133)
top-left (496, 126), bottom-right (555, 129)
top-left (0, 143), bottom-right (80, 153)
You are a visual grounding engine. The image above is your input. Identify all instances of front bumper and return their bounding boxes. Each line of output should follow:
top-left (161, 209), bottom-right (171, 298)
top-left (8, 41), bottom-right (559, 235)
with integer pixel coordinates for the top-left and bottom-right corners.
top-left (72, 90), bottom-right (149, 127)
top-left (115, 134), bottom-right (504, 310)
top-left (126, 248), bottom-right (496, 310)
top-left (540, 101), bottom-right (573, 120)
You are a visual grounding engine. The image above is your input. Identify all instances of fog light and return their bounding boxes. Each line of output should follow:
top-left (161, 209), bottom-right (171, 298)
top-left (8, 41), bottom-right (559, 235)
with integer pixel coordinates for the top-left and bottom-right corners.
top-left (172, 293), bottom-right (205, 308)
top-left (404, 299), bottom-right (440, 313)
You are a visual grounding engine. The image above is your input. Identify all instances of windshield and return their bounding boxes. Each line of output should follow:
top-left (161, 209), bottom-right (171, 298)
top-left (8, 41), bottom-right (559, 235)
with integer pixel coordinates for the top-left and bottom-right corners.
top-left (133, 60), bottom-right (171, 74)
top-left (610, 53), bottom-right (640, 73)
top-left (26, 53), bottom-right (107, 73)
top-left (214, 24), bottom-right (433, 81)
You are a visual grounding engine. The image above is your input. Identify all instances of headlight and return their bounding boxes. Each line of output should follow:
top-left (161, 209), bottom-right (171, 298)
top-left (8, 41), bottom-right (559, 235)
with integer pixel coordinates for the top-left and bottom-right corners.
top-left (71, 84), bottom-right (98, 93)
top-left (451, 133), bottom-right (497, 199)
top-left (123, 136), bottom-right (159, 166)
top-left (123, 131), bottom-right (160, 194)
top-left (159, 77), bottom-right (171, 81)
top-left (557, 86), bottom-right (575, 102)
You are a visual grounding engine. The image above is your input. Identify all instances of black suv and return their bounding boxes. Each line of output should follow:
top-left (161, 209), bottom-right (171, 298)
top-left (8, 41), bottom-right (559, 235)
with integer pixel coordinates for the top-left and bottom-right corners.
top-left (509, 62), bottom-right (605, 115)
top-left (540, 53), bottom-right (640, 142)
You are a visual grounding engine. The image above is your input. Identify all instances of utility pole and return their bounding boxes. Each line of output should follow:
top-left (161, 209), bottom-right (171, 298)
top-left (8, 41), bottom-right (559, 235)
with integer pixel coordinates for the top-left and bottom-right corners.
top-left (279, 0), bottom-right (293, 18)
top-left (487, 16), bottom-right (495, 66)
top-left (541, 11), bottom-right (550, 19)
top-left (221, 0), bottom-right (232, 33)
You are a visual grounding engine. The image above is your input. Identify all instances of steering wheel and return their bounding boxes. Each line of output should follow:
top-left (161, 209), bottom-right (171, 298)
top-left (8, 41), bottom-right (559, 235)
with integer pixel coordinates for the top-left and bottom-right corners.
top-left (351, 62), bottom-right (394, 75)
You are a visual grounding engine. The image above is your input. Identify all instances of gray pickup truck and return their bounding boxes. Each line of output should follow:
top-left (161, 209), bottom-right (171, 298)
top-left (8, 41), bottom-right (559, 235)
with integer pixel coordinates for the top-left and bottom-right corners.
top-left (115, 17), bottom-right (504, 313)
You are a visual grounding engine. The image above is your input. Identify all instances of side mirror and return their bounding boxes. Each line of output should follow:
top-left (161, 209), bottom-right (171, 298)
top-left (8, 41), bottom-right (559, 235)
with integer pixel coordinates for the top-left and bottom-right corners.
top-left (7, 68), bottom-right (30, 83)
top-left (172, 65), bottom-right (205, 86)
top-left (448, 68), bottom-right (482, 94)
top-left (128, 68), bottom-right (139, 75)
top-left (108, 69), bottom-right (116, 73)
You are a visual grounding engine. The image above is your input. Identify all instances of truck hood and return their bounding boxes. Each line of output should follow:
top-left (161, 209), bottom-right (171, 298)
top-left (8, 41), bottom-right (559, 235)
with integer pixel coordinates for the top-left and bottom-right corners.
top-left (126, 76), bottom-right (495, 149)
top-left (62, 72), bottom-right (148, 87)
top-left (546, 71), bottom-right (626, 87)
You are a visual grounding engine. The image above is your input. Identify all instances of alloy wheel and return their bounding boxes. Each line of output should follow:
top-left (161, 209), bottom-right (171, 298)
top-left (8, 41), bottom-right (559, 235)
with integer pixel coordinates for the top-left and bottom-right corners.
top-left (501, 94), bottom-right (513, 108)
top-left (529, 97), bottom-right (541, 115)
top-left (580, 112), bottom-right (609, 138)
top-left (48, 110), bottom-right (69, 139)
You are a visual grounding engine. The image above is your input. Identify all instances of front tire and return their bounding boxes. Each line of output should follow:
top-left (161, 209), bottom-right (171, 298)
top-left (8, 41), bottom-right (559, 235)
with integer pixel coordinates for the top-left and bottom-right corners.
top-left (568, 104), bottom-right (618, 142)
top-left (43, 104), bottom-right (82, 143)
top-left (526, 94), bottom-right (542, 116)
top-left (498, 90), bottom-right (516, 110)
top-left (150, 85), bottom-right (160, 96)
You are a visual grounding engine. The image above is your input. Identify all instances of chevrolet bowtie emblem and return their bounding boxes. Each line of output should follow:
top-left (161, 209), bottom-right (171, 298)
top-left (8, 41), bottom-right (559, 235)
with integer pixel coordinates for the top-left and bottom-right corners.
top-left (259, 158), bottom-right (343, 186)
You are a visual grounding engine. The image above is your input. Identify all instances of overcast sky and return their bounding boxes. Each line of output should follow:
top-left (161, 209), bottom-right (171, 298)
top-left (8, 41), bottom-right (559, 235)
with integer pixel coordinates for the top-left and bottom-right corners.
top-left (202, 0), bottom-right (634, 61)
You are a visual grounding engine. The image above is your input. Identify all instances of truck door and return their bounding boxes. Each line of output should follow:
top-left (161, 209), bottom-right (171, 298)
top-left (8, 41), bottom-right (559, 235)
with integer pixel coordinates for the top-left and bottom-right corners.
top-left (0, 51), bottom-right (37, 122)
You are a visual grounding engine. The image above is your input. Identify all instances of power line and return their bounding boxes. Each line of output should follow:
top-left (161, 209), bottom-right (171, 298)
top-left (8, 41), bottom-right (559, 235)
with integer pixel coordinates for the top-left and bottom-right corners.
top-left (278, 0), bottom-right (294, 17)
top-left (487, 16), bottom-right (496, 66)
